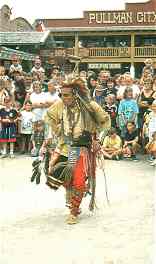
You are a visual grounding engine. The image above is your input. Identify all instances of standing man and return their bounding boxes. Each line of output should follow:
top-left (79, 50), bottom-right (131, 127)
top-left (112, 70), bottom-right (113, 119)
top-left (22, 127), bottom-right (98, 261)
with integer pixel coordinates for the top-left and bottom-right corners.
top-left (44, 78), bottom-right (110, 224)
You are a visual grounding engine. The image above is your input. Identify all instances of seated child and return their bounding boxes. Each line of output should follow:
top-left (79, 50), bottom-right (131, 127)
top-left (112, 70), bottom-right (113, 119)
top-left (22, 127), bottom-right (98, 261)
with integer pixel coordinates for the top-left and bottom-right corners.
top-left (102, 128), bottom-right (122, 160)
top-left (122, 121), bottom-right (140, 160)
top-left (145, 131), bottom-right (156, 166)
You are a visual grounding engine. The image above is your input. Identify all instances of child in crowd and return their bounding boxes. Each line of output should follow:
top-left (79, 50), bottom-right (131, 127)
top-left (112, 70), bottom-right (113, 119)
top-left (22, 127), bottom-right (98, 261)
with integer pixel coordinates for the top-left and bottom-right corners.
top-left (102, 128), bottom-right (122, 160)
top-left (145, 131), bottom-right (156, 166)
top-left (31, 58), bottom-right (45, 77)
top-left (122, 121), bottom-right (140, 161)
top-left (104, 77), bottom-right (117, 97)
top-left (0, 96), bottom-right (18, 158)
top-left (117, 87), bottom-right (139, 138)
top-left (9, 54), bottom-right (23, 76)
top-left (104, 94), bottom-right (118, 128)
top-left (0, 66), bottom-right (9, 81)
top-left (24, 73), bottom-right (33, 93)
top-left (20, 101), bottom-right (34, 154)
top-left (0, 79), bottom-right (10, 108)
top-left (31, 120), bottom-right (45, 157)
top-left (93, 84), bottom-right (105, 109)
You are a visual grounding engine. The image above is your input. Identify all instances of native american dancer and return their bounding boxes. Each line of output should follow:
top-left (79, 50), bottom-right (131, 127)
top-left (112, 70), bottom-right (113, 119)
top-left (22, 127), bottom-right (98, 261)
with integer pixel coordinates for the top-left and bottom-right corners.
top-left (31, 79), bottom-right (110, 224)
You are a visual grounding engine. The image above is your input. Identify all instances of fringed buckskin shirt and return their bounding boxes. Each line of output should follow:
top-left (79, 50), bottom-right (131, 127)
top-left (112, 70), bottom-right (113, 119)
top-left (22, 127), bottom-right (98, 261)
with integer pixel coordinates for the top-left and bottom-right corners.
top-left (45, 99), bottom-right (111, 156)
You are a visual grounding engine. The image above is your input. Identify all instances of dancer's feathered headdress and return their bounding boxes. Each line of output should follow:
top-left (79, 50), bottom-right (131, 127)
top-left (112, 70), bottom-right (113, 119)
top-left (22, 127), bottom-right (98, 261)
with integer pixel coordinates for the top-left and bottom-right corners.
top-left (61, 78), bottom-right (89, 99)
top-left (71, 78), bottom-right (89, 98)
top-left (61, 78), bottom-right (99, 125)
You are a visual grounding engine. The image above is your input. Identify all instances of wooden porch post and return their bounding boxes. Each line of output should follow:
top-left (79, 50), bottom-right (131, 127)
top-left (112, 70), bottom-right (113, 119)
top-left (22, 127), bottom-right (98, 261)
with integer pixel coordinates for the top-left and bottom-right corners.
top-left (130, 33), bottom-right (135, 78)
top-left (74, 32), bottom-right (79, 57)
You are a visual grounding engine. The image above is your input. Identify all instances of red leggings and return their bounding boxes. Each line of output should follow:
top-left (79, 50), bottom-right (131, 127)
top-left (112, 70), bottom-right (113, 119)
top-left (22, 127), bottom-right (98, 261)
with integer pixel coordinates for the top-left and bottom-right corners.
top-left (70, 155), bottom-right (86, 216)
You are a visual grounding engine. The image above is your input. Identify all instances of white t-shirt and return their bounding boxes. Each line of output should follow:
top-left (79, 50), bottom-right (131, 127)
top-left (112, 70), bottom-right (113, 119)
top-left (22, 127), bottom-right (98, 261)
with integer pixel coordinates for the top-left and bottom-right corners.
top-left (42, 91), bottom-right (61, 120)
top-left (20, 110), bottom-right (35, 134)
top-left (30, 92), bottom-right (47, 121)
top-left (131, 84), bottom-right (140, 99)
top-left (10, 64), bottom-right (23, 73)
top-left (44, 91), bottom-right (60, 104)
top-left (31, 66), bottom-right (45, 74)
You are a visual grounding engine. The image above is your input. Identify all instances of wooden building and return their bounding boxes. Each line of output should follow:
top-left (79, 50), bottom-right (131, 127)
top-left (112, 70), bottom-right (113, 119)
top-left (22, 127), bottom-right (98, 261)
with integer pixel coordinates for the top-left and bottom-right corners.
top-left (0, 31), bottom-right (51, 71)
top-left (0, 5), bottom-right (51, 71)
top-left (35, 0), bottom-right (156, 77)
top-left (0, 4), bottom-right (33, 32)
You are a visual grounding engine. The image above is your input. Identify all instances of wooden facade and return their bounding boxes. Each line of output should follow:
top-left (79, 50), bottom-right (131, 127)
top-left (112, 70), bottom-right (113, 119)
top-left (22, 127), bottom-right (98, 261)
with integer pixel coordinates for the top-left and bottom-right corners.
top-left (35, 0), bottom-right (156, 77)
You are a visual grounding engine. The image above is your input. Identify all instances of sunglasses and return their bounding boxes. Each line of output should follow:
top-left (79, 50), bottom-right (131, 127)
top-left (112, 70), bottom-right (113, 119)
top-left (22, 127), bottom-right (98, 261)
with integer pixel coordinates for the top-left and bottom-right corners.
top-left (61, 93), bottom-right (73, 98)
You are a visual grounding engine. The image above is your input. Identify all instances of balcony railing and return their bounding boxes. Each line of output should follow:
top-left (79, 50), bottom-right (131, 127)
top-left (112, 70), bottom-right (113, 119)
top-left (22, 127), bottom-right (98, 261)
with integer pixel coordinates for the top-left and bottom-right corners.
top-left (135, 46), bottom-right (156, 57)
top-left (43, 46), bottom-right (156, 59)
top-left (79, 46), bottom-right (156, 58)
top-left (88, 47), bottom-right (131, 58)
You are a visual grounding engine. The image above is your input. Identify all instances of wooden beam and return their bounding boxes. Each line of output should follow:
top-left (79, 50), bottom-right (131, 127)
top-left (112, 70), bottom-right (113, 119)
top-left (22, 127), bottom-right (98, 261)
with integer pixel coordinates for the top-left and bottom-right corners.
top-left (74, 32), bottom-right (79, 57)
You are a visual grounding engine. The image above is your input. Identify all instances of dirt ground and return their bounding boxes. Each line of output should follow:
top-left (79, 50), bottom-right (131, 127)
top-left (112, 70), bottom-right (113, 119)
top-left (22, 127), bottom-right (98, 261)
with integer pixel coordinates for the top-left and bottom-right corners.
top-left (0, 156), bottom-right (155, 264)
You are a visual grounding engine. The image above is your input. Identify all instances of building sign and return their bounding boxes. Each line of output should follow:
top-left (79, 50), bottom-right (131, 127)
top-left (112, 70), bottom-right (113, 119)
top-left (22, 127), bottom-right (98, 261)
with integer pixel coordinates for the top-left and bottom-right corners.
top-left (88, 63), bottom-right (121, 69)
top-left (88, 11), bottom-right (156, 25)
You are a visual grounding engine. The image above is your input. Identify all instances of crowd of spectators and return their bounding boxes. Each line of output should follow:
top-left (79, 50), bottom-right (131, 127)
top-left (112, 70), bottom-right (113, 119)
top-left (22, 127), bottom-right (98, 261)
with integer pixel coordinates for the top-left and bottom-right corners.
top-left (0, 55), bottom-right (156, 166)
